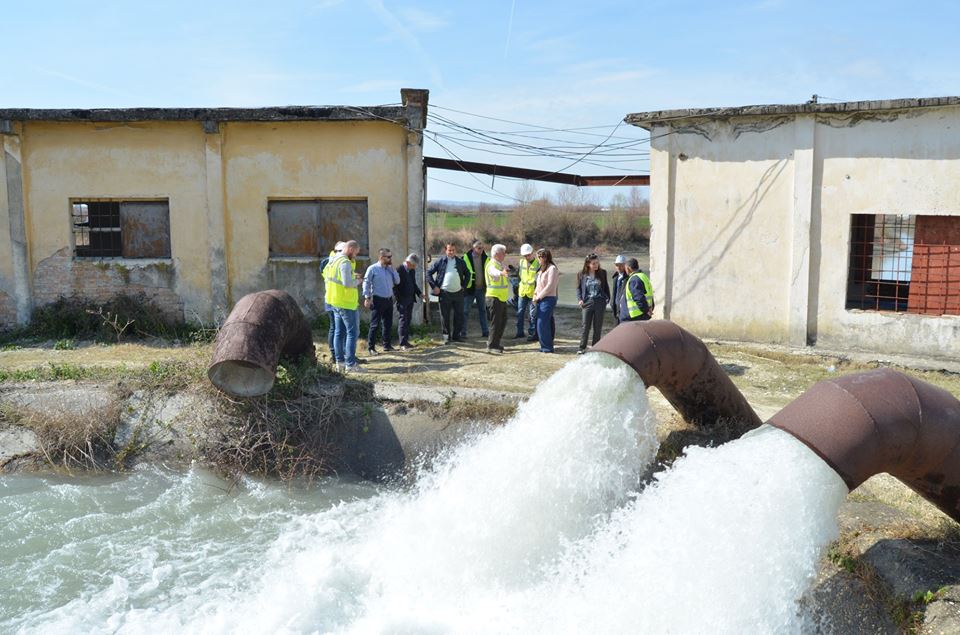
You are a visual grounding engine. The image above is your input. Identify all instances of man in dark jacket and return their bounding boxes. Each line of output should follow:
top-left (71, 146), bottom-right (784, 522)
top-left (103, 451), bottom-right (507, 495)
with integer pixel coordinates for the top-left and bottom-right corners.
top-left (394, 253), bottom-right (422, 350)
top-left (427, 243), bottom-right (470, 343)
top-left (461, 240), bottom-right (490, 338)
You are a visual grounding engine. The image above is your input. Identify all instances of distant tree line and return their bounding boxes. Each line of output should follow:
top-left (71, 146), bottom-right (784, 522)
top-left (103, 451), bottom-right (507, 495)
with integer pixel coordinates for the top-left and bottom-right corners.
top-left (427, 184), bottom-right (649, 254)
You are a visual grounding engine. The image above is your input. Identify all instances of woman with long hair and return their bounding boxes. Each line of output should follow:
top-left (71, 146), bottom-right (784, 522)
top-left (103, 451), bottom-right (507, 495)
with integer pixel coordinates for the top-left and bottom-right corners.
top-left (576, 252), bottom-right (611, 354)
top-left (532, 248), bottom-right (559, 353)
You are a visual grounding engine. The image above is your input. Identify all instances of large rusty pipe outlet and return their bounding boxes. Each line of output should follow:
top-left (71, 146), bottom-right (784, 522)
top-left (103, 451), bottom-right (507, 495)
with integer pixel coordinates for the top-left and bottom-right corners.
top-left (591, 320), bottom-right (763, 433)
top-left (768, 368), bottom-right (960, 523)
top-left (208, 290), bottom-right (316, 397)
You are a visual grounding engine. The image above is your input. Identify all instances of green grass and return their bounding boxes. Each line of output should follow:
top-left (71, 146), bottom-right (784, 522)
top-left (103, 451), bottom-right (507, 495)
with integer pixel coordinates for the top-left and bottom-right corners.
top-left (427, 212), bottom-right (510, 231)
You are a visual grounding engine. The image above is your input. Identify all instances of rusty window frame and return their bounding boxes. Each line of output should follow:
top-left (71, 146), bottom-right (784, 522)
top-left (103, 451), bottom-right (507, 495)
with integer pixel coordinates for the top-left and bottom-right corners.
top-left (846, 213), bottom-right (960, 316)
top-left (267, 198), bottom-right (369, 260)
top-left (71, 198), bottom-right (171, 260)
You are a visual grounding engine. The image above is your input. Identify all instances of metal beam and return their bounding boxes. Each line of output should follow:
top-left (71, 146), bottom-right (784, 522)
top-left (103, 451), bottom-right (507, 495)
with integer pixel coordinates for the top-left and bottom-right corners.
top-left (423, 156), bottom-right (648, 187)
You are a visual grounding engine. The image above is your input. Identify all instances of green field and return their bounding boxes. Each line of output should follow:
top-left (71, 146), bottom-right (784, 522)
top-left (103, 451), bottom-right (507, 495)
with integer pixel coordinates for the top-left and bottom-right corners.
top-left (427, 212), bottom-right (510, 231)
top-left (427, 211), bottom-right (650, 232)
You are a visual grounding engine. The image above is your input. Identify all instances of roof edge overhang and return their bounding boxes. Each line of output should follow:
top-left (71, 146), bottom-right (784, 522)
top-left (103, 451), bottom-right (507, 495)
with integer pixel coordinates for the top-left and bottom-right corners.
top-left (625, 96), bottom-right (960, 129)
top-left (0, 105), bottom-right (409, 125)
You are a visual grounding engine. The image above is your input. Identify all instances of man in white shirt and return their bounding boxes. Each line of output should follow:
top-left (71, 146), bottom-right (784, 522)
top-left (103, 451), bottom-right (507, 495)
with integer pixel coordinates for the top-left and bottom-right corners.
top-left (426, 243), bottom-right (469, 344)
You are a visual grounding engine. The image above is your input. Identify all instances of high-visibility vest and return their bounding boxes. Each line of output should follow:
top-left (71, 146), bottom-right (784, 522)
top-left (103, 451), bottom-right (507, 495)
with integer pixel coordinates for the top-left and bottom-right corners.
top-left (464, 252), bottom-right (485, 288)
top-left (323, 254), bottom-right (359, 310)
top-left (485, 260), bottom-right (510, 301)
top-left (518, 257), bottom-right (540, 298)
top-left (625, 271), bottom-right (654, 319)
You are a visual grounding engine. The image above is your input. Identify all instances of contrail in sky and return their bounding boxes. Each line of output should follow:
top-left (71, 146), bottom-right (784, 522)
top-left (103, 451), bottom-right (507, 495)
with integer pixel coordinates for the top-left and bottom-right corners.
top-left (504, 0), bottom-right (516, 59)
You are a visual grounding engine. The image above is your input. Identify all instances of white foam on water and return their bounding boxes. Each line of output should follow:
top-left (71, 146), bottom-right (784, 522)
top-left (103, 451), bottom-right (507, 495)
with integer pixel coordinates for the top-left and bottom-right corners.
top-left (3, 355), bottom-right (850, 634)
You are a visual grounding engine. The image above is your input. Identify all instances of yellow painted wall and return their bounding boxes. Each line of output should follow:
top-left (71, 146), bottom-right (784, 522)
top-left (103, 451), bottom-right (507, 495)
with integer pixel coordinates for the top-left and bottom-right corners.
top-left (8, 118), bottom-right (412, 321)
top-left (222, 121), bottom-right (408, 300)
top-left (21, 121), bottom-right (212, 315)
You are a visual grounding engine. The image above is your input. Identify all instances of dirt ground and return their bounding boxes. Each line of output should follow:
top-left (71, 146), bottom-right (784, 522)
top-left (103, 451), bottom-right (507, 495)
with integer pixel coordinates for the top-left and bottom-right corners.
top-left (5, 304), bottom-right (958, 422)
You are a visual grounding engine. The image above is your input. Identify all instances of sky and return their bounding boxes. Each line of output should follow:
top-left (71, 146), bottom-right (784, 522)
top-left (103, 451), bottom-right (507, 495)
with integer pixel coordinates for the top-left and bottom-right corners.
top-left (3, 0), bottom-right (959, 204)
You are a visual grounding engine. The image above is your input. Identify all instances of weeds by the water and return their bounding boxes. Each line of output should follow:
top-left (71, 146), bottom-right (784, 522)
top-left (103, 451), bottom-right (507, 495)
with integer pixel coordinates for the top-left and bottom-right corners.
top-left (0, 294), bottom-right (216, 345)
top-left (1, 395), bottom-right (123, 472)
top-left (205, 359), bottom-right (346, 483)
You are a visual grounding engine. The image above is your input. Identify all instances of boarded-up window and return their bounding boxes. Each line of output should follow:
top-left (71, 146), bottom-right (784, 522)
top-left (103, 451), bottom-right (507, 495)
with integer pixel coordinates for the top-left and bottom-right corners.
top-left (846, 214), bottom-right (960, 315)
top-left (268, 199), bottom-right (369, 258)
top-left (72, 200), bottom-right (171, 259)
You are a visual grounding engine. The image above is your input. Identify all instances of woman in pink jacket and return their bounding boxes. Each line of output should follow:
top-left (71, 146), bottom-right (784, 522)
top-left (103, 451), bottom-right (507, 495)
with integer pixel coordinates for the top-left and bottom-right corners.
top-left (533, 248), bottom-right (559, 353)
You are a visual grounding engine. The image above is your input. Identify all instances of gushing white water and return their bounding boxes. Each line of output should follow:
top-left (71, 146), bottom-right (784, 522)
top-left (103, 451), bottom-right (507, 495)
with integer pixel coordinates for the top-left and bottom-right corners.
top-left (1, 355), bottom-right (848, 634)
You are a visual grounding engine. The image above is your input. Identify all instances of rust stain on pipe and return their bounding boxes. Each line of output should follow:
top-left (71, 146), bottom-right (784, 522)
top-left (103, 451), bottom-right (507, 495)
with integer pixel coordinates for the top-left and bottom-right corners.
top-left (208, 290), bottom-right (316, 397)
top-left (768, 368), bottom-right (960, 523)
top-left (591, 320), bottom-right (762, 433)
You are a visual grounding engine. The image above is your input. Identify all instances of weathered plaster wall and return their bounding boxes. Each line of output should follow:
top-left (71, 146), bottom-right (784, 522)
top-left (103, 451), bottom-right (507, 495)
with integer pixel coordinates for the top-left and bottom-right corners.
top-left (649, 106), bottom-right (960, 358)
top-left (21, 121), bottom-right (210, 320)
top-left (222, 121), bottom-right (408, 306)
top-left (649, 118), bottom-right (797, 343)
top-left (1, 115), bottom-right (417, 326)
top-left (813, 108), bottom-right (960, 357)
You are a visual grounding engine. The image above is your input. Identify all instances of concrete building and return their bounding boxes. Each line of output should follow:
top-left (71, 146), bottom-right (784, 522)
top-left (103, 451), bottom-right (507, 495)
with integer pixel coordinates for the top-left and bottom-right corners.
top-left (0, 88), bottom-right (428, 327)
top-left (627, 97), bottom-right (960, 359)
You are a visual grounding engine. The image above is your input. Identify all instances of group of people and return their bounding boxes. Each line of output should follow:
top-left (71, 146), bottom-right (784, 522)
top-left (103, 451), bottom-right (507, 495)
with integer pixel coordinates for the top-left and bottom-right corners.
top-left (426, 240), bottom-right (653, 355)
top-left (576, 253), bottom-right (654, 354)
top-left (320, 238), bottom-right (653, 370)
top-left (426, 241), bottom-right (561, 353)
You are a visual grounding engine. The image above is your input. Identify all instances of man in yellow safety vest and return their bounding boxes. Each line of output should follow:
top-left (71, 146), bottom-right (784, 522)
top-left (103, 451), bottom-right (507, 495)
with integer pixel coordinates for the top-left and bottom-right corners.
top-left (618, 257), bottom-right (654, 322)
top-left (485, 243), bottom-right (511, 353)
top-left (323, 239), bottom-right (364, 371)
top-left (514, 243), bottom-right (540, 340)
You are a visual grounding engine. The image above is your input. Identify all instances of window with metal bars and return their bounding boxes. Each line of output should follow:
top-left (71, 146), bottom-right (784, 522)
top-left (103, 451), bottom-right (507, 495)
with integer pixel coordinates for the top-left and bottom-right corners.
top-left (846, 213), bottom-right (960, 316)
top-left (72, 200), bottom-right (171, 259)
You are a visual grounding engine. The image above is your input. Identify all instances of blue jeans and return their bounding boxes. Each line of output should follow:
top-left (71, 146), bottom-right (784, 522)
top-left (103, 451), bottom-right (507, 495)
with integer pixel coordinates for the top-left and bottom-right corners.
top-left (536, 296), bottom-right (558, 352)
top-left (516, 295), bottom-right (536, 337)
top-left (462, 286), bottom-right (489, 337)
top-left (331, 307), bottom-right (359, 366)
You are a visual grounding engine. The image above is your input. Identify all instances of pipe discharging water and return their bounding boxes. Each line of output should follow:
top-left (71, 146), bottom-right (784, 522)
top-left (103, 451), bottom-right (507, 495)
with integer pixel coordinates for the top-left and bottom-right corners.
top-left (3, 353), bottom-right (852, 634)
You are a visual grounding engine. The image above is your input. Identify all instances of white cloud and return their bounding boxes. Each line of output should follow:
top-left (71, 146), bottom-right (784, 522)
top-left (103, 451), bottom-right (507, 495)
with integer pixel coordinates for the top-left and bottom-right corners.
top-left (399, 6), bottom-right (448, 32)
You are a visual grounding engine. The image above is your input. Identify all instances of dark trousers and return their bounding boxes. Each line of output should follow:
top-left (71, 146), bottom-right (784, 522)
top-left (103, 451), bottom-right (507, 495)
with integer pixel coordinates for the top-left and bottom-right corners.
top-left (368, 296), bottom-right (394, 349)
top-left (486, 296), bottom-right (508, 349)
top-left (396, 298), bottom-right (415, 346)
top-left (438, 290), bottom-right (464, 341)
top-left (579, 304), bottom-right (605, 351)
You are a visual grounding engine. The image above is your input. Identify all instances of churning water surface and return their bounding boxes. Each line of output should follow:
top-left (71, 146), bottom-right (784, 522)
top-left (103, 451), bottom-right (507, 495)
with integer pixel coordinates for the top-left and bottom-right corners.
top-left (1, 354), bottom-right (848, 634)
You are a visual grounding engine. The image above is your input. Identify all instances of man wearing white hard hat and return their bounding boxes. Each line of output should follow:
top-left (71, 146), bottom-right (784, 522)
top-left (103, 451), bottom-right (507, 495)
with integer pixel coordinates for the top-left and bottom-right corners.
top-left (514, 243), bottom-right (540, 339)
top-left (610, 254), bottom-right (628, 326)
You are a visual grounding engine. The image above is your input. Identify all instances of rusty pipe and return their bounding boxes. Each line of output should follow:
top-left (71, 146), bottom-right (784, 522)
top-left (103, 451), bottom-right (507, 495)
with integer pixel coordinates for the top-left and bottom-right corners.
top-left (208, 290), bottom-right (316, 397)
top-left (768, 368), bottom-right (960, 523)
top-left (591, 320), bottom-right (763, 433)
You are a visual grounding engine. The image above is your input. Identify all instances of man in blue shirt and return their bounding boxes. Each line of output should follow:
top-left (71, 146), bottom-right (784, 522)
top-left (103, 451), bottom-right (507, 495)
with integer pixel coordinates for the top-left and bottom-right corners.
top-left (363, 248), bottom-right (401, 354)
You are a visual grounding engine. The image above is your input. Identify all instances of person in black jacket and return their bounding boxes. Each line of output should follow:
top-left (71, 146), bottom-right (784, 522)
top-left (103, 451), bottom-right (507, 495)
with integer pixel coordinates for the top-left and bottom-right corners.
top-left (576, 253), bottom-right (611, 353)
top-left (427, 244), bottom-right (470, 343)
top-left (394, 253), bottom-right (422, 350)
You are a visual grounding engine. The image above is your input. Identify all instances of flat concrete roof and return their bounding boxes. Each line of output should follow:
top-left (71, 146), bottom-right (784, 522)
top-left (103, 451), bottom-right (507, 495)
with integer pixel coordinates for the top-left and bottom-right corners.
top-left (0, 105), bottom-right (409, 124)
top-left (625, 96), bottom-right (960, 129)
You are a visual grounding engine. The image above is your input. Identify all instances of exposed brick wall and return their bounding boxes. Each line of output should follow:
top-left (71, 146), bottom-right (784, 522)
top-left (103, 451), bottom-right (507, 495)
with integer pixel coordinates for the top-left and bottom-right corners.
top-left (33, 247), bottom-right (184, 321)
top-left (0, 289), bottom-right (16, 328)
